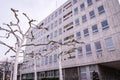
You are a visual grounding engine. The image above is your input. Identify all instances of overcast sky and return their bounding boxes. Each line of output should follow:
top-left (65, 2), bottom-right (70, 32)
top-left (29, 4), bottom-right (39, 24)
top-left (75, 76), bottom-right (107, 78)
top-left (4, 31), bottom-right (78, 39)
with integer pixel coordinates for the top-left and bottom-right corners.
top-left (0, 0), bottom-right (67, 61)
top-left (0, 0), bottom-right (120, 61)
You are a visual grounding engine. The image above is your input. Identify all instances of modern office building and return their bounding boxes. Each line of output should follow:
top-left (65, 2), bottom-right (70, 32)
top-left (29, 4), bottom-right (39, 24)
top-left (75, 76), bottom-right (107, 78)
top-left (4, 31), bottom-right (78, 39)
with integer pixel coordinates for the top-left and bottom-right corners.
top-left (20, 0), bottom-right (120, 80)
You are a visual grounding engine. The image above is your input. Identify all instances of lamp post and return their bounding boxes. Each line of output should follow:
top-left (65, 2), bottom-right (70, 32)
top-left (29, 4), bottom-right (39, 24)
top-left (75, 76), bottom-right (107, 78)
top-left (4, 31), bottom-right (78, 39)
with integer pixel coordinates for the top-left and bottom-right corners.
top-left (3, 68), bottom-right (5, 80)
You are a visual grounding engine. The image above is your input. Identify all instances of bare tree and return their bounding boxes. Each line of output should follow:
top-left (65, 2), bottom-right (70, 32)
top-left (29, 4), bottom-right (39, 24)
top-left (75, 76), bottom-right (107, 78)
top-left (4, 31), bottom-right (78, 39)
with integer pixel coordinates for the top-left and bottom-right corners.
top-left (0, 8), bottom-right (48, 80)
top-left (0, 8), bottom-right (85, 80)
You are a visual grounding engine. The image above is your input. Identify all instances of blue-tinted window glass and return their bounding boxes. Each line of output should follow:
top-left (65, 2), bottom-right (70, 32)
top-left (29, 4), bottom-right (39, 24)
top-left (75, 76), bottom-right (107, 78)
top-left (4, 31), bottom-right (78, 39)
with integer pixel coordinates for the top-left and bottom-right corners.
top-left (84, 28), bottom-right (89, 36)
top-left (82, 15), bottom-right (87, 23)
top-left (77, 46), bottom-right (83, 56)
top-left (101, 20), bottom-right (109, 30)
top-left (87, 0), bottom-right (93, 6)
top-left (94, 41), bottom-right (102, 53)
top-left (98, 5), bottom-right (105, 14)
top-left (86, 44), bottom-right (92, 54)
top-left (89, 10), bottom-right (95, 19)
top-left (76, 32), bottom-right (81, 40)
top-left (80, 3), bottom-right (85, 11)
top-left (75, 18), bottom-right (80, 26)
top-left (74, 7), bottom-right (78, 15)
top-left (92, 24), bottom-right (98, 33)
top-left (105, 37), bottom-right (115, 51)
top-left (73, 0), bottom-right (77, 4)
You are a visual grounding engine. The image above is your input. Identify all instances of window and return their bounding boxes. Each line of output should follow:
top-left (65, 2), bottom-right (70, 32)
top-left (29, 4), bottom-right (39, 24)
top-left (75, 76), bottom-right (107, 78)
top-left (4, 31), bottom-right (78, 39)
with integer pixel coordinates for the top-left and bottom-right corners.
top-left (105, 37), bottom-right (115, 51)
top-left (74, 7), bottom-right (78, 15)
top-left (51, 14), bottom-right (54, 20)
top-left (54, 54), bottom-right (57, 62)
top-left (77, 46), bottom-right (83, 56)
top-left (89, 10), bottom-right (95, 19)
top-left (76, 32), bottom-right (81, 40)
top-left (80, 67), bottom-right (87, 79)
top-left (59, 18), bottom-right (62, 25)
top-left (84, 28), bottom-right (89, 37)
top-left (101, 20), bottom-right (109, 30)
top-left (55, 12), bottom-right (58, 17)
top-left (73, 0), bottom-right (77, 4)
top-left (49, 55), bottom-right (52, 64)
top-left (45, 56), bottom-right (48, 65)
top-left (48, 17), bottom-right (50, 23)
top-left (80, 3), bottom-right (85, 11)
top-left (54, 30), bottom-right (58, 37)
top-left (94, 41), bottom-right (102, 53)
top-left (96, 0), bottom-right (100, 1)
top-left (75, 18), bottom-right (80, 26)
top-left (59, 8), bottom-right (62, 15)
top-left (59, 28), bottom-right (62, 35)
top-left (50, 33), bottom-right (53, 40)
top-left (82, 15), bottom-right (87, 23)
top-left (54, 20), bottom-right (58, 27)
top-left (86, 44), bottom-right (92, 54)
top-left (50, 23), bottom-right (53, 30)
top-left (98, 5), bottom-right (105, 14)
top-left (92, 24), bottom-right (98, 33)
top-left (87, 0), bottom-right (93, 6)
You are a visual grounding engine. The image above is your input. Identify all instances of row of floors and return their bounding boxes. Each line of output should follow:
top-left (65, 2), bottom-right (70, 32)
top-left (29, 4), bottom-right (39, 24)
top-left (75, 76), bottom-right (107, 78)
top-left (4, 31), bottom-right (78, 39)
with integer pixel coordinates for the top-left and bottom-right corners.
top-left (18, 61), bottom-right (120, 80)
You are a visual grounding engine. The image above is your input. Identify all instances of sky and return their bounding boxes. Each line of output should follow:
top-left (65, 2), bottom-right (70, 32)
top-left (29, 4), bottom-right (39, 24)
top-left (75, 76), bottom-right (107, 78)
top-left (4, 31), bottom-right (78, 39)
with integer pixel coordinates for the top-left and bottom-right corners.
top-left (0, 0), bottom-right (67, 61)
top-left (0, 0), bottom-right (120, 61)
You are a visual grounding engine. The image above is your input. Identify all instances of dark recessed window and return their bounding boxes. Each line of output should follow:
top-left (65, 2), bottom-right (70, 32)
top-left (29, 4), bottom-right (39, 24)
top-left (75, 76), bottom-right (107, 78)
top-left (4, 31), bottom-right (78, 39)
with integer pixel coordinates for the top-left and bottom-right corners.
top-left (75, 18), bottom-right (80, 26)
top-left (86, 44), bottom-right (92, 55)
top-left (82, 15), bottom-right (87, 23)
top-left (87, 0), bottom-right (93, 6)
top-left (73, 0), bottom-right (77, 4)
top-left (101, 20), bottom-right (109, 30)
top-left (76, 32), bottom-right (81, 40)
top-left (98, 5), bottom-right (105, 14)
top-left (94, 41), bottom-right (102, 53)
top-left (80, 3), bottom-right (85, 11)
top-left (89, 10), bottom-right (95, 19)
top-left (92, 24), bottom-right (98, 33)
top-left (84, 28), bottom-right (89, 37)
top-left (74, 7), bottom-right (78, 15)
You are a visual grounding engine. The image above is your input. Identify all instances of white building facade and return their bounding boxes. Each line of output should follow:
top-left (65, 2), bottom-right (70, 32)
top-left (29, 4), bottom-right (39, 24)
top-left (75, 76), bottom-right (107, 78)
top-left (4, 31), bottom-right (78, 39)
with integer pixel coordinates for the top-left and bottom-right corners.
top-left (20, 0), bottom-right (120, 80)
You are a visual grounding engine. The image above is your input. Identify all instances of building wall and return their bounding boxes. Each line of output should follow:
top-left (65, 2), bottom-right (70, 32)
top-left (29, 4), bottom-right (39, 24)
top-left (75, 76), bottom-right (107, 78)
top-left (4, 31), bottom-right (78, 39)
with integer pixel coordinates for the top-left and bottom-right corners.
top-left (22, 0), bottom-right (120, 80)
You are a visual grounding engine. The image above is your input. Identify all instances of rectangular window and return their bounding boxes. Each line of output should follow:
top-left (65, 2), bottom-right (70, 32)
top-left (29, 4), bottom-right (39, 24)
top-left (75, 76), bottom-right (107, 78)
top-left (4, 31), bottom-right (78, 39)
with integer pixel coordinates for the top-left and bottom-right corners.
top-left (82, 15), bottom-right (87, 23)
top-left (74, 7), bottom-right (78, 15)
top-left (87, 0), bottom-right (93, 6)
top-left (54, 30), bottom-right (58, 37)
top-left (75, 18), bottom-right (80, 26)
top-left (55, 12), bottom-right (58, 17)
top-left (50, 33), bottom-right (53, 40)
top-left (59, 8), bottom-right (62, 15)
top-left (54, 54), bottom-right (57, 62)
top-left (45, 56), bottom-right (48, 65)
top-left (59, 28), bottom-right (62, 35)
top-left (84, 28), bottom-right (89, 37)
top-left (54, 20), bottom-right (58, 27)
top-left (59, 18), bottom-right (62, 25)
top-left (89, 10), bottom-right (95, 19)
top-left (86, 44), bottom-right (92, 54)
top-left (49, 55), bottom-right (52, 64)
top-left (98, 5), bottom-right (105, 14)
top-left (92, 24), bottom-right (98, 33)
top-left (76, 32), bottom-right (81, 40)
top-left (105, 37), bottom-right (115, 51)
top-left (51, 23), bottom-right (54, 30)
top-left (48, 17), bottom-right (50, 23)
top-left (73, 0), bottom-right (77, 4)
top-left (80, 3), bottom-right (85, 11)
top-left (94, 41), bottom-right (102, 53)
top-left (77, 46), bottom-right (83, 56)
top-left (80, 67), bottom-right (87, 79)
top-left (101, 20), bottom-right (109, 30)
